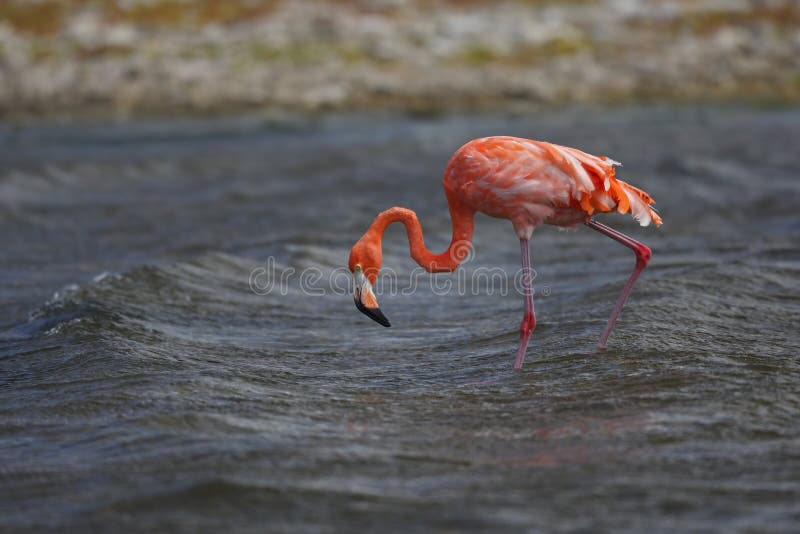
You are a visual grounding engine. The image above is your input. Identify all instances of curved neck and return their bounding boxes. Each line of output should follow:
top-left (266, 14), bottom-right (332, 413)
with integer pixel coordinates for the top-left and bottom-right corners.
top-left (367, 200), bottom-right (475, 273)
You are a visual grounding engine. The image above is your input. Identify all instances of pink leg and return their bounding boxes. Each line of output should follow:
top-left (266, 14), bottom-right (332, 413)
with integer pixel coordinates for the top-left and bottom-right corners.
top-left (514, 238), bottom-right (536, 370)
top-left (585, 219), bottom-right (652, 348)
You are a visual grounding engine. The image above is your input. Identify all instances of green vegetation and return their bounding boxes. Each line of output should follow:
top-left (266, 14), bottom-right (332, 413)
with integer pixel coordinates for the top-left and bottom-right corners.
top-left (103, 0), bottom-right (280, 28)
top-left (1, 0), bottom-right (795, 37)
top-left (0, 1), bottom-right (66, 35)
top-left (0, 0), bottom-right (600, 36)
top-left (0, 0), bottom-right (280, 34)
top-left (458, 36), bottom-right (589, 66)
top-left (626, 1), bottom-right (800, 35)
top-left (675, 3), bottom-right (800, 35)
top-left (461, 45), bottom-right (498, 65)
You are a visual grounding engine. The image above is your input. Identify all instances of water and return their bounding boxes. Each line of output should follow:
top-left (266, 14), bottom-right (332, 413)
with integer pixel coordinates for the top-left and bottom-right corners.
top-left (1, 107), bottom-right (798, 532)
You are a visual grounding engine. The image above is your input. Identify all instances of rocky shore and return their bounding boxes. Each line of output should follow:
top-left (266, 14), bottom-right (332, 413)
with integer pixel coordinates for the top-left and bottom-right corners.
top-left (1, 0), bottom-right (798, 120)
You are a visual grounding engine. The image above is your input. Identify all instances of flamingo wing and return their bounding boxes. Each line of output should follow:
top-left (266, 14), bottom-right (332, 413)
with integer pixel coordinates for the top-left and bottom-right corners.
top-left (445, 137), bottom-right (661, 227)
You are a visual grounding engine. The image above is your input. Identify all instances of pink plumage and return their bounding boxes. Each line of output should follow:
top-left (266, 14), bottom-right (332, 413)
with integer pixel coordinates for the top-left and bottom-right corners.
top-left (444, 136), bottom-right (661, 238)
top-left (349, 136), bottom-right (661, 369)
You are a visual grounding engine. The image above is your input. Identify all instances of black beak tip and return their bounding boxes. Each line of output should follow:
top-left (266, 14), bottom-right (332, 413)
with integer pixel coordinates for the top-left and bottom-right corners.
top-left (354, 298), bottom-right (391, 327)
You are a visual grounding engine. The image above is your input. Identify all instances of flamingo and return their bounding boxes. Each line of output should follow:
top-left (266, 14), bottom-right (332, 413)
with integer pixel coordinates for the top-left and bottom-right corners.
top-left (348, 136), bottom-right (662, 369)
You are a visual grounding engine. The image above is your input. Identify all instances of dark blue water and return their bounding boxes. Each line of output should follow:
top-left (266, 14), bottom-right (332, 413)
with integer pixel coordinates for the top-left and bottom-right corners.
top-left (1, 107), bottom-right (799, 532)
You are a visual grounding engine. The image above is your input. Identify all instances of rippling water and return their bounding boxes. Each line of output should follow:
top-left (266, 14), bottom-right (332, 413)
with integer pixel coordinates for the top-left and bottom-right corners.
top-left (1, 107), bottom-right (799, 532)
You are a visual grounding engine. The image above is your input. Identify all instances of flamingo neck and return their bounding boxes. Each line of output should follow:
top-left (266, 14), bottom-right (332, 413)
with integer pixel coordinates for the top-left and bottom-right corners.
top-left (368, 202), bottom-right (475, 273)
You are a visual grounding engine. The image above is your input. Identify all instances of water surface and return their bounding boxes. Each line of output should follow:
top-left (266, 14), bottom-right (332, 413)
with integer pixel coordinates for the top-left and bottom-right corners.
top-left (1, 107), bottom-right (799, 531)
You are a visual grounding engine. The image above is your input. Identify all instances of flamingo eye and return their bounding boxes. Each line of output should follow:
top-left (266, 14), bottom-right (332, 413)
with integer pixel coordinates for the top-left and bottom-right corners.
top-left (354, 264), bottom-right (363, 273)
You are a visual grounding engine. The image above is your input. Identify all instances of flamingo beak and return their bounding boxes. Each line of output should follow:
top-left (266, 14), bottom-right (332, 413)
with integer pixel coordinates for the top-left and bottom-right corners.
top-left (353, 271), bottom-right (391, 327)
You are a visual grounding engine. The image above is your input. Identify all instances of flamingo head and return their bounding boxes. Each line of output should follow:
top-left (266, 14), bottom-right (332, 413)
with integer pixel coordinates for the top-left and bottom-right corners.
top-left (348, 239), bottom-right (390, 327)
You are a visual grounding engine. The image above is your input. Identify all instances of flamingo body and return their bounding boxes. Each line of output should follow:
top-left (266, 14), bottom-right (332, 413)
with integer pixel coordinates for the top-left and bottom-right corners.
top-left (349, 136), bottom-right (662, 369)
top-left (443, 136), bottom-right (661, 238)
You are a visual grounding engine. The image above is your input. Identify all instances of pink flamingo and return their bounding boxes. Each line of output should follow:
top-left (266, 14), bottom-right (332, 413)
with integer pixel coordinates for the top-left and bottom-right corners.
top-left (349, 136), bottom-right (662, 369)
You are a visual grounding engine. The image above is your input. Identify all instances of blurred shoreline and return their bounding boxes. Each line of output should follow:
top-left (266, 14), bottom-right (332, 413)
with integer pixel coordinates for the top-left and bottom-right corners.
top-left (1, 0), bottom-right (798, 122)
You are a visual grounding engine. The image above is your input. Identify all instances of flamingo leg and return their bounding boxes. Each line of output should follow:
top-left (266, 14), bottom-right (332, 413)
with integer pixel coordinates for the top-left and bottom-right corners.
top-left (584, 219), bottom-right (652, 348)
top-left (514, 237), bottom-right (536, 370)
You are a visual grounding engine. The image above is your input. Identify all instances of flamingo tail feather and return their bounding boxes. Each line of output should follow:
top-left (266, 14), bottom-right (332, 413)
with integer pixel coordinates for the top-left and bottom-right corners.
top-left (618, 180), bottom-right (662, 227)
